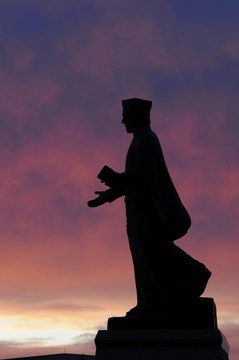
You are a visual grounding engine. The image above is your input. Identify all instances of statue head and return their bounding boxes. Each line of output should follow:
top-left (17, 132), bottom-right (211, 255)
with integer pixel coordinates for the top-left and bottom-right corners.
top-left (122, 98), bottom-right (152, 133)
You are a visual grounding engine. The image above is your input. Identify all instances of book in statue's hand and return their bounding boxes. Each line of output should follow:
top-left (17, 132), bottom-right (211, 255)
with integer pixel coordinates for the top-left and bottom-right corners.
top-left (97, 165), bottom-right (115, 182)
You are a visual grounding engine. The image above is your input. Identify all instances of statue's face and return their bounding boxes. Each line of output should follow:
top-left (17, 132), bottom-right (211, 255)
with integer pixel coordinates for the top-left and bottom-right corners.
top-left (122, 110), bottom-right (138, 133)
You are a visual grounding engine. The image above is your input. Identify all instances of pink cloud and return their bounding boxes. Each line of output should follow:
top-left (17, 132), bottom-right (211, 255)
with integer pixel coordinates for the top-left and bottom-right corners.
top-left (0, 73), bottom-right (62, 122)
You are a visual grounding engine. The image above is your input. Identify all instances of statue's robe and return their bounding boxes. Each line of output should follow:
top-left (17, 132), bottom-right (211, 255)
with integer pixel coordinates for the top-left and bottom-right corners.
top-left (108, 127), bottom-right (211, 314)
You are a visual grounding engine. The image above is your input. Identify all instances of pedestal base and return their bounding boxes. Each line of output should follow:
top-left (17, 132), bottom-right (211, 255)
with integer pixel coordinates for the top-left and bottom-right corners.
top-left (95, 298), bottom-right (229, 360)
top-left (95, 329), bottom-right (229, 360)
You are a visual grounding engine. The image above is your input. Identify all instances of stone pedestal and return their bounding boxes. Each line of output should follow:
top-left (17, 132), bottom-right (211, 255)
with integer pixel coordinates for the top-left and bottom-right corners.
top-left (95, 298), bottom-right (229, 360)
top-left (95, 328), bottom-right (229, 360)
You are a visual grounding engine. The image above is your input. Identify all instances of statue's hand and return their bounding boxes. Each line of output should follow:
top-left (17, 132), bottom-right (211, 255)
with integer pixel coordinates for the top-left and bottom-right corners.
top-left (87, 191), bottom-right (107, 207)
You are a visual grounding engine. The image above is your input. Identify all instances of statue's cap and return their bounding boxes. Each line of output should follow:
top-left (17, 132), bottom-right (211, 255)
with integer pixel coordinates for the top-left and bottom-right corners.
top-left (122, 98), bottom-right (152, 113)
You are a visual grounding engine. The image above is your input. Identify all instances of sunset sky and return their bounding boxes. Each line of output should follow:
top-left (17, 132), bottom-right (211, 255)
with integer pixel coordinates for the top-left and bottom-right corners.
top-left (0, 1), bottom-right (238, 359)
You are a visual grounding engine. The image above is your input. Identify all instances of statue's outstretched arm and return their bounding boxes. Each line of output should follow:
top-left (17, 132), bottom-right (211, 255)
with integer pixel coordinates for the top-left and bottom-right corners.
top-left (87, 187), bottom-right (124, 207)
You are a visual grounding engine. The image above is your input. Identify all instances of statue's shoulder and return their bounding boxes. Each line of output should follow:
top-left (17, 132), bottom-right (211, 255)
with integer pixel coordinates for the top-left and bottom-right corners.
top-left (140, 129), bottom-right (160, 146)
top-left (134, 129), bottom-right (162, 156)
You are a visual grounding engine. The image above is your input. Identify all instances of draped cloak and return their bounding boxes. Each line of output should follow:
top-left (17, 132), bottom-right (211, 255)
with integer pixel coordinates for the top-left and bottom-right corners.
top-left (108, 127), bottom-right (211, 313)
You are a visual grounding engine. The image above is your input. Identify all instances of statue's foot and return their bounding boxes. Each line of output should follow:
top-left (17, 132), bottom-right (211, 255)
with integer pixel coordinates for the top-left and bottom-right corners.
top-left (126, 306), bottom-right (148, 317)
top-left (126, 298), bottom-right (198, 318)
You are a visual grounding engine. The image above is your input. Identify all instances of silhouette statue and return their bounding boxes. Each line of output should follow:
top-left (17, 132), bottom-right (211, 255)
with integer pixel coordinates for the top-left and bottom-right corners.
top-left (88, 98), bottom-right (211, 317)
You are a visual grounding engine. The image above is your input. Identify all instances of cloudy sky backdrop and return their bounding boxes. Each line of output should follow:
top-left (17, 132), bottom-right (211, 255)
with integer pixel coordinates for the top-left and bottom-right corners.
top-left (0, 1), bottom-right (238, 359)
